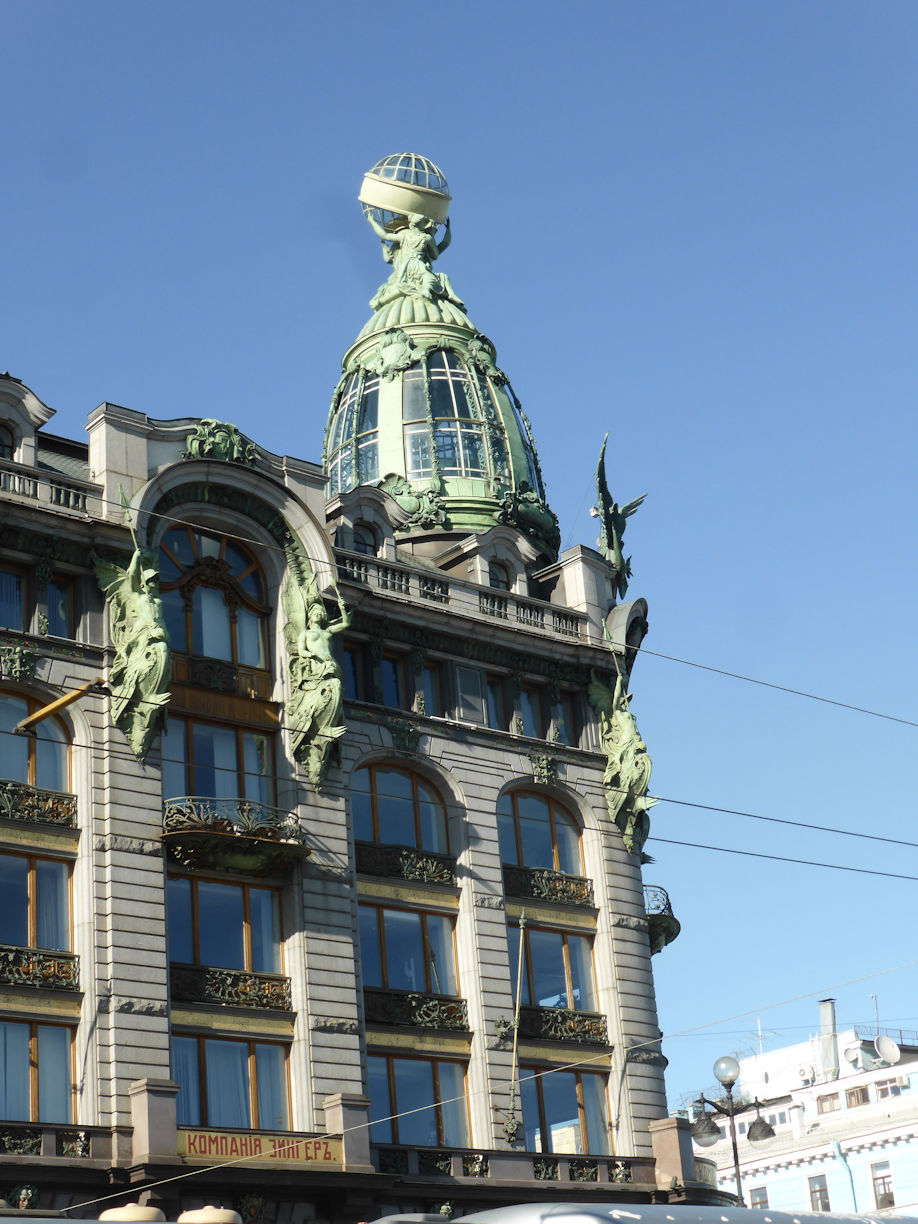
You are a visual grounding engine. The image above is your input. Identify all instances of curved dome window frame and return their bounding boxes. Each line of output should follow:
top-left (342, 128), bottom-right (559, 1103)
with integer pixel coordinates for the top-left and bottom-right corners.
top-left (327, 371), bottom-right (381, 497)
top-left (158, 524), bottom-right (271, 671)
top-left (403, 352), bottom-right (489, 482)
top-left (351, 762), bottom-right (449, 855)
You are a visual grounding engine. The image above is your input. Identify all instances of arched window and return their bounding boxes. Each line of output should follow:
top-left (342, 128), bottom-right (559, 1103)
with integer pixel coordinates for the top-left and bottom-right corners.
top-left (488, 562), bottom-right (511, 591)
top-left (497, 790), bottom-right (581, 876)
top-left (0, 694), bottom-right (69, 792)
top-left (352, 764), bottom-right (448, 854)
top-left (159, 526), bottom-right (269, 669)
top-left (403, 352), bottom-right (488, 480)
top-left (0, 425), bottom-right (14, 461)
top-left (326, 372), bottom-right (380, 496)
top-left (352, 523), bottom-right (378, 556)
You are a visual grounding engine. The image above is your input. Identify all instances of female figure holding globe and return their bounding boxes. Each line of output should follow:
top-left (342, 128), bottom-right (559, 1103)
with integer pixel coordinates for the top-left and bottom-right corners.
top-left (367, 211), bottom-right (464, 310)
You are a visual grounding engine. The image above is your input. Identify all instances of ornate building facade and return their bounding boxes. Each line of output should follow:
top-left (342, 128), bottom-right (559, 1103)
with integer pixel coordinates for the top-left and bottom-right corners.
top-left (0, 155), bottom-right (712, 1221)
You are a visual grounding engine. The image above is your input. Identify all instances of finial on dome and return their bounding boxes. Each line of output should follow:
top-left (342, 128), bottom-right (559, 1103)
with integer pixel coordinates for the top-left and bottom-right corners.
top-left (359, 152), bottom-right (451, 231)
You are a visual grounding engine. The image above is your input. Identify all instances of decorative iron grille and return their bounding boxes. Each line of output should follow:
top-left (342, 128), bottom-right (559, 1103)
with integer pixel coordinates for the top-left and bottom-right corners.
top-left (0, 945), bottom-right (79, 991)
top-left (364, 988), bottom-right (468, 1031)
top-left (502, 864), bottom-right (594, 907)
top-left (517, 1005), bottom-right (608, 1045)
top-left (170, 964), bottom-right (292, 1010)
top-left (355, 841), bottom-right (456, 885)
top-left (0, 780), bottom-right (77, 827)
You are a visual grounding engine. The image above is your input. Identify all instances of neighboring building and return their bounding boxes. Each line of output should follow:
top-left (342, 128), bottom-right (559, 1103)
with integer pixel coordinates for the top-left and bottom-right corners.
top-left (683, 998), bottom-right (918, 1215)
top-left (0, 155), bottom-right (711, 1220)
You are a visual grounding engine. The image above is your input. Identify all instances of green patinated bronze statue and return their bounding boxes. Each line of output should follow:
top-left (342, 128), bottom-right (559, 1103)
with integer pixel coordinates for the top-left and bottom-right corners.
top-left (588, 669), bottom-right (657, 857)
top-left (282, 538), bottom-right (350, 788)
top-left (93, 522), bottom-right (172, 762)
top-left (367, 212), bottom-right (465, 312)
top-left (593, 433), bottom-right (646, 599)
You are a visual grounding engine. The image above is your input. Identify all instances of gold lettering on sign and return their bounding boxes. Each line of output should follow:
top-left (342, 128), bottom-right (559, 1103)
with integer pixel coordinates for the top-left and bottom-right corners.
top-left (177, 1128), bottom-right (342, 1165)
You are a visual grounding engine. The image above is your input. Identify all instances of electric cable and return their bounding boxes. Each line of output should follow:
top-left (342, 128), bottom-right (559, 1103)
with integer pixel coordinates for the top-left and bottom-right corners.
top-left (18, 480), bottom-right (918, 731)
top-left (62, 953), bottom-right (918, 1215)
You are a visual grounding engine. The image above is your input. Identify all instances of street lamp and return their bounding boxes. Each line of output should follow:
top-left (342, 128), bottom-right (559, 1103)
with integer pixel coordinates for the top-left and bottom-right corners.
top-left (690, 1055), bottom-right (776, 1206)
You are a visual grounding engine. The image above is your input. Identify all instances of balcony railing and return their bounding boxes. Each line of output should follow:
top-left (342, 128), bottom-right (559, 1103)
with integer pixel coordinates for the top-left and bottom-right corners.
top-left (0, 458), bottom-right (101, 517)
top-left (335, 549), bottom-right (590, 642)
top-left (170, 964), bottom-right (292, 1010)
top-left (0, 779), bottom-right (77, 828)
top-left (364, 988), bottom-right (469, 1032)
top-left (0, 945), bottom-right (79, 991)
top-left (371, 1144), bottom-right (653, 1186)
top-left (643, 884), bottom-right (681, 954)
top-left (518, 1005), bottom-right (608, 1045)
top-left (355, 840), bottom-right (456, 886)
top-left (162, 796), bottom-right (307, 875)
top-left (502, 864), bottom-right (594, 907)
top-left (0, 1124), bottom-right (109, 1159)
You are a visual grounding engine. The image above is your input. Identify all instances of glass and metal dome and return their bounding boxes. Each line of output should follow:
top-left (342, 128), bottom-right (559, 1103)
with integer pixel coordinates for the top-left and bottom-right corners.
top-left (327, 154), bottom-right (559, 557)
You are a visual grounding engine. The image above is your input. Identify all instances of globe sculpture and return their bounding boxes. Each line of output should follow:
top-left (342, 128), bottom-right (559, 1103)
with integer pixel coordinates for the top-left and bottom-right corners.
top-left (359, 152), bottom-right (451, 231)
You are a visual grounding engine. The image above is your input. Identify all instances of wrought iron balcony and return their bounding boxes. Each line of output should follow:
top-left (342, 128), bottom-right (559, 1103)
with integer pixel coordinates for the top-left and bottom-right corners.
top-left (0, 945), bottom-right (79, 991)
top-left (0, 779), bottom-right (77, 828)
top-left (0, 1124), bottom-right (94, 1158)
top-left (518, 1005), bottom-right (608, 1045)
top-left (364, 987), bottom-right (469, 1031)
top-left (170, 963), bottom-right (292, 1010)
top-left (162, 796), bottom-right (308, 876)
top-left (355, 840), bottom-right (456, 886)
top-left (502, 863), bottom-right (594, 907)
top-left (643, 884), bottom-right (681, 954)
top-left (371, 1143), bottom-right (650, 1185)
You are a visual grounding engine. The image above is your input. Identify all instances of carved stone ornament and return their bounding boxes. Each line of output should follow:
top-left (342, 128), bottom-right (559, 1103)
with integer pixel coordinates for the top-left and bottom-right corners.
top-left (465, 334), bottom-right (505, 384)
top-left (588, 669), bottom-right (657, 857)
top-left (418, 1150), bottom-right (453, 1176)
top-left (0, 643), bottom-right (39, 681)
top-left (282, 535), bottom-right (350, 788)
top-left (626, 1044), bottom-right (668, 1068)
top-left (533, 1156), bottom-right (559, 1181)
top-left (58, 1131), bottom-right (90, 1158)
top-left (93, 546), bottom-right (171, 762)
top-left (379, 473), bottom-right (448, 531)
top-left (494, 482), bottom-right (561, 559)
top-left (357, 329), bottom-right (438, 380)
top-left (0, 780), bottom-right (77, 827)
top-left (528, 751), bottom-right (557, 785)
top-left (389, 718), bottom-right (422, 754)
top-left (0, 1131), bottom-right (41, 1157)
top-left (463, 1153), bottom-right (489, 1177)
top-left (8, 1184), bottom-right (39, 1209)
top-left (569, 1159), bottom-right (599, 1182)
top-left (183, 419), bottom-right (257, 465)
top-left (236, 1194), bottom-right (267, 1224)
top-left (502, 1113), bottom-right (521, 1143)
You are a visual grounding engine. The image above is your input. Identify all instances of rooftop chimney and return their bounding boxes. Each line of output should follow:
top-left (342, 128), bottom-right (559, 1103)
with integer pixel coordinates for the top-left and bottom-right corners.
top-left (819, 997), bottom-right (839, 1080)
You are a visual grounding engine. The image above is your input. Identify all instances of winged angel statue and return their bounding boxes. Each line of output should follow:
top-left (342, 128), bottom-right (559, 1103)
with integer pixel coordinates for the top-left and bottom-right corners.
top-left (588, 670), bottom-right (657, 858)
top-left (282, 536), bottom-right (350, 788)
top-left (593, 433), bottom-right (646, 599)
top-left (93, 543), bottom-right (172, 762)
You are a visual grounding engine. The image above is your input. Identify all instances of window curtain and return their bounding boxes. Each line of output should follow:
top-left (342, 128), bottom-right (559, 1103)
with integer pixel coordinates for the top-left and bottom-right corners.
top-left (172, 1036), bottom-right (201, 1126)
top-left (205, 1039), bottom-right (250, 1128)
top-left (254, 1044), bottom-right (288, 1130)
top-left (35, 860), bottom-right (69, 950)
top-left (0, 697), bottom-right (29, 782)
top-left (0, 1022), bottom-right (30, 1119)
top-left (0, 569), bottom-right (23, 632)
top-left (37, 1025), bottom-right (71, 1122)
top-left (35, 719), bottom-right (67, 792)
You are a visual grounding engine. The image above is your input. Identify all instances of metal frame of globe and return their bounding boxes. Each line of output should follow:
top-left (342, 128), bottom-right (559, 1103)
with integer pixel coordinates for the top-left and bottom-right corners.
top-left (359, 152), bottom-right (452, 226)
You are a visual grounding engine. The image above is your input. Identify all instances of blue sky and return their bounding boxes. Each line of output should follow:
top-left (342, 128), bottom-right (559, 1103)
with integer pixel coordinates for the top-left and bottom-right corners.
top-left (6, 0), bottom-right (918, 1109)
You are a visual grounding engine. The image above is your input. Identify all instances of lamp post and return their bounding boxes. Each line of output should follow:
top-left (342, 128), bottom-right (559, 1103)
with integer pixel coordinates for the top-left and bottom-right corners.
top-left (690, 1055), bottom-right (776, 1206)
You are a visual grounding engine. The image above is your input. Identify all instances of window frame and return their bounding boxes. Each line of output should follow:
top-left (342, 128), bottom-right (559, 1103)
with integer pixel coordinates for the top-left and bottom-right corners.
top-left (0, 423), bottom-right (14, 461)
top-left (368, 1052), bottom-right (469, 1148)
top-left (498, 790), bottom-right (583, 876)
top-left (172, 1033), bottom-right (291, 1131)
top-left (809, 1174), bottom-right (831, 1212)
top-left (359, 903), bottom-right (458, 997)
top-left (749, 1188), bottom-right (769, 1209)
top-left (519, 683), bottom-right (550, 739)
top-left (846, 1085), bottom-right (870, 1108)
top-left (872, 1161), bottom-right (895, 1209)
top-left (509, 922), bottom-right (597, 1012)
top-left (352, 763), bottom-right (450, 855)
top-left (0, 692), bottom-right (71, 791)
top-left (0, 563), bottom-right (28, 632)
top-left (519, 1064), bottom-right (610, 1155)
top-left (167, 874), bottom-right (283, 973)
top-left (162, 714), bottom-right (277, 805)
top-left (0, 850), bottom-right (73, 952)
top-left (0, 1019), bottom-right (75, 1123)
top-left (159, 525), bottom-right (271, 670)
top-left (816, 1092), bottom-right (840, 1114)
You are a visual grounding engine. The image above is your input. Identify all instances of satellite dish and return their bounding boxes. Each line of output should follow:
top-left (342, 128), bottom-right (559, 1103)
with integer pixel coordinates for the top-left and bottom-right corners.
top-left (875, 1034), bottom-right (901, 1065)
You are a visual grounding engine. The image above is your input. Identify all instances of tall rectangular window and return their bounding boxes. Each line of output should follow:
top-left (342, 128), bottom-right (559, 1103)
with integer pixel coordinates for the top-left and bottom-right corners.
top-left (172, 1035), bottom-right (288, 1130)
top-left (486, 675), bottom-right (507, 730)
top-left (162, 717), bottom-right (275, 803)
top-left (508, 924), bottom-right (596, 1011)
top-left (749, 1188), bottom-right (769, 1209)
top-left (419, 664), bottom-right (442, 717)
top-left (368, 1054), bottom-right (468, 1147)
top-left (809, 1174), bottom-right (831, 1212)
top-left (167, 877), bottom-right (281, 972)
top-left (0, 566), bottom-right (25, 631)
top-left (359, 905), bottom-right (457, 996)
top-left (520, 1066), bottom-right (609, 1154)
top-left (519, 686), bottom-right (548, 739)
top-left (846, 1085), bottom-right (870, 1108)
top-left (0, 1020), bottom-right (73, 1121)
top-left (872, 1161), bottom-right (894, 1209)
top-left (0, 853), bottom-right (70, 950)
top-left (45, 578), bottom-right (73, 638)
top-left (456, 666), bottom-right (486, 723)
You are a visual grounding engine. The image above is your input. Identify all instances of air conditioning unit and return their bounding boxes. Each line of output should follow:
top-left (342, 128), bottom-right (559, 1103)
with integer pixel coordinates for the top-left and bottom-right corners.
top-left (799, 1065), bottom-right (815, 1082)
